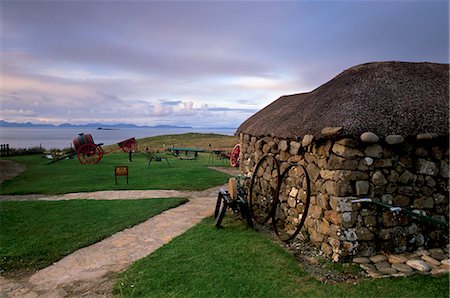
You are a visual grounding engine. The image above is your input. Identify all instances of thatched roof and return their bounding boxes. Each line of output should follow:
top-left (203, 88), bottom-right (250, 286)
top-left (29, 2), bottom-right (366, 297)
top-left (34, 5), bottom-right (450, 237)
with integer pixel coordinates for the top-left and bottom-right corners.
top-left (237, 62), bottom-right (449, 140)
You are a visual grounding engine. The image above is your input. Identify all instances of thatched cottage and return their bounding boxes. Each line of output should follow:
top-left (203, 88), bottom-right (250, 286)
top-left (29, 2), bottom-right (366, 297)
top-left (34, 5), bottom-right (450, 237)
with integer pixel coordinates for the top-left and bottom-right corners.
top-left (237, 61), bottom-right (449, 260)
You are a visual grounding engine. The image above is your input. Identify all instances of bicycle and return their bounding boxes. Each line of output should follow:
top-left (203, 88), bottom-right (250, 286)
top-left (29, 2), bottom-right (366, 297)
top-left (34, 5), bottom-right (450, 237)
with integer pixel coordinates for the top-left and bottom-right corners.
top-left (214, 175), bottom-right (253, 229)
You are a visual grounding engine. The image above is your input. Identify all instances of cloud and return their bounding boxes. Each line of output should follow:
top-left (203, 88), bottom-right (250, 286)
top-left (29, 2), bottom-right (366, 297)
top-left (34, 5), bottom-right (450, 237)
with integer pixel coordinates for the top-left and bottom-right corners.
top-left (1, 1), bottom-right (448, 128)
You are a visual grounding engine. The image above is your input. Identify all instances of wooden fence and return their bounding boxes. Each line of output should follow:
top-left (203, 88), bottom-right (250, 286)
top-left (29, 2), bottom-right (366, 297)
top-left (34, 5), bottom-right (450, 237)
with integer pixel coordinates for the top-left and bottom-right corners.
top-left (1, 144), bottom-right (10, 156)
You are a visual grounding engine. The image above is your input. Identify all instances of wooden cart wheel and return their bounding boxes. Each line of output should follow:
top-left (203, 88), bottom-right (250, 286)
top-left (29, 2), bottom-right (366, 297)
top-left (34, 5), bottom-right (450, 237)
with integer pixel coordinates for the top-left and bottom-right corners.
top-left (248, 154), bottom-right (280, 226)
top-left (272, 164), bottom-right (310, 242)
top-left (229, 144), bottom-right (241, 167)
top-left (77, 143), bottom-right (104, 164)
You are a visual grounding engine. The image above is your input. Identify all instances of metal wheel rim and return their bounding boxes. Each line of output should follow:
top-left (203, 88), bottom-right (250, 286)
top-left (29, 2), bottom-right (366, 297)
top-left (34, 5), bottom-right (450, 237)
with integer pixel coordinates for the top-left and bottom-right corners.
top-left (272, 164), bottom-right (311, 242)
top-left (248, 154), bottom-right (280, 226)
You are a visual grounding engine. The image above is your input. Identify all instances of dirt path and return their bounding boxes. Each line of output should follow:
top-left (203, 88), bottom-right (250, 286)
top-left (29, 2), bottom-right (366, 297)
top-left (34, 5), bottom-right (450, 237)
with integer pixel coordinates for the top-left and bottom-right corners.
top-left (0, 160), bottom-right (26, 184)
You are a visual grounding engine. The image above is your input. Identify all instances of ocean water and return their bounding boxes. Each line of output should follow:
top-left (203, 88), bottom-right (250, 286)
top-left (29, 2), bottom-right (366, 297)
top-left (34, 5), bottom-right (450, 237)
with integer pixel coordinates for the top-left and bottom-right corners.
top-left (0, 127), bottom-right (237, 149)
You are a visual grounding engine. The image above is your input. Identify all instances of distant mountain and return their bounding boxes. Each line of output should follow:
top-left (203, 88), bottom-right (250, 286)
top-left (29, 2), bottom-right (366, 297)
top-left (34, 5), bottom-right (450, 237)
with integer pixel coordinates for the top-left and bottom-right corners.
top-left (0, 120), bottom-right (192, 129)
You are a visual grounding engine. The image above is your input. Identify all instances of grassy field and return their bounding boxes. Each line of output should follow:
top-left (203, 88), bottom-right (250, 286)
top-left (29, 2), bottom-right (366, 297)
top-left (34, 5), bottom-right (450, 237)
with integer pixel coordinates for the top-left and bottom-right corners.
top-left (134, 133), bottom-right (238, 153)
top-left (0, 152), bottom-right (230, 195)
top-left (114, 217), bottom-right (449, 298)
top-left (0, 198), bottom-right (187, 273)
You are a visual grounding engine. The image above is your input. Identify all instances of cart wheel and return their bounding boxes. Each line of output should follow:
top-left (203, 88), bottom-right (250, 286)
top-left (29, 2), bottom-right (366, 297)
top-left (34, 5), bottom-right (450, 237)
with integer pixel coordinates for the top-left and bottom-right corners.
top-left (248, 154), bottom-right (280, 226)
top-left (230, 144), bottom-right (241, 167)
top-left (215, 198), bottom-right (228, 229)
top-left (77, 144), bottom-right (103, 164)
top-left (272, 164), bottom-right (310, 242)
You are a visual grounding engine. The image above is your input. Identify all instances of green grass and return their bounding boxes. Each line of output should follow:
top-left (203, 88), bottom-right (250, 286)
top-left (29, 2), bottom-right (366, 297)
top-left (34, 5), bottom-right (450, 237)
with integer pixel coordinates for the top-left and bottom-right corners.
top-left (134, 133), bottom-right (238, 153)
top-left (0, 198), bottom-right (187, 273)
top-left (114, 218), bottom-right (449, 298)
top-left (0, 152), bottom-right (230, 195)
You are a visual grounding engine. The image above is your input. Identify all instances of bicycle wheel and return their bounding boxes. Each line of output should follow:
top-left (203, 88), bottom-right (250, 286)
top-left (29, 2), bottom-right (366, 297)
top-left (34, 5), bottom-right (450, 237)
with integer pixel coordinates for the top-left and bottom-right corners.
top-left (248, 154), bottom-right (280, 226)
top-left (272, 164), bottom-right (311, 242)
top-left (215, 198), bottom-right (228, 229)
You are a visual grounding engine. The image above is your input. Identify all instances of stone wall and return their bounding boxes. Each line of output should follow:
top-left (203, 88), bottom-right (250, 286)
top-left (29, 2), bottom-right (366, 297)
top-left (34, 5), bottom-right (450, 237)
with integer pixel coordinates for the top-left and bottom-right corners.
top-left (239, 130), bottom-right (449, 261)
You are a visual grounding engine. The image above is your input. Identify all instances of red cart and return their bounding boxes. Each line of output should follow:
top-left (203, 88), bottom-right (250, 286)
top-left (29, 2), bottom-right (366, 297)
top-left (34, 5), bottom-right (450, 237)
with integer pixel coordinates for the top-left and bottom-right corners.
top-left (73, 133), bottom-right (138, 164)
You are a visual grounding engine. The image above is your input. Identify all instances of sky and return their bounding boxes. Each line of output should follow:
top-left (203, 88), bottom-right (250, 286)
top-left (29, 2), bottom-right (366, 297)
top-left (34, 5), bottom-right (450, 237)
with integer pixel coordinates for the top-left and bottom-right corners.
top-left (1, 1), bottom-right (448, 128)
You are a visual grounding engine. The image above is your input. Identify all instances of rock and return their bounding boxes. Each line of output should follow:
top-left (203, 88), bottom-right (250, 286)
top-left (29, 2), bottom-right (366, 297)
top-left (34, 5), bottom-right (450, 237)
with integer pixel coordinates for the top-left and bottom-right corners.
top-left (332, 143), bottom-right (364, 158)
top-left (381, 194), bottom-right (393, 205)
top-left (441, 259), bottom-right (450, 266)
top-left (416, 159), bottom-right (438, 176)
top-left (370, 255), bottom-right (388, 263)
top-left (321, 127), bottom-right (343, 138)
top-left (440, 161), bottom-right (449, 178)
top-left (301, 134), bottom-right (314, 147)
top-left (306, 163), bottom-right (320, 182)
top-left (360, 263), bottom-right (377, 272)
top-left (406, 260), bottom-right (431, 272)
top-left (290, 141), bottom-right (301, 155)
top-left (344, 229), bottom-right (358, 241)
top-left (421, 255), bottom-right (441, 266)
top-left (356, 227), bottom-right (374, 241)
top-left (378, 267), bottom-right (398, 275)
top-left (287, 197), bottom-right (296, 208)
top-left (385, 135), bottom-right (404, 145)
top-left (391, 272), bottom-right (408, 277)
top-left (353, 257), bottom-right (371, 264)
top-left (415, 249), bottom-right (431, 256)
top-left (398, 170), bottom-right (414, 184)
top-left (367, 271), bottom-right (384, 278)
top-left (373, 159), bottom-right (393, 168)
top-left (431, 268), bottom-right (449, 275)
top-left (327, 154), bottom-right (359, 170)
top-left (428, 248), bottom-right (444, 254)
top-left (392, 263), bottom-right (414, 273)
top-left (279, 140), bottom-right (288, 152)
top-left (289, 187), bottom-right (299, 198)
top-left (356, 181), bottom-right (369, 196)
top-left (360, 132), bottom-right (379, 143)
top-left (375, 261), bottom-right (392, 270)
top-left (364, 157), bottom-right (374, 165)
top-left (365, 144), bottom-right (383, 158)
top-left (329, 196), bottom-right (353, 212)
top-left (388, 254), bottom-right (408, 264)
top-left (371, 171), bottom-right (387, 186)
top-left (416, 133), bottom-right (439, 140)
top-left (431, 252), bottom-right (447, 261)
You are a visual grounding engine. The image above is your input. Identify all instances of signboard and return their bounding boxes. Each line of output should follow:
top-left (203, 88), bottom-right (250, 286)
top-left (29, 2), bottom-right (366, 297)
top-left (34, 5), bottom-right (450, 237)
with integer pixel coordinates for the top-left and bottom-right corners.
top-left (115, 166), bottom-right (129, 184)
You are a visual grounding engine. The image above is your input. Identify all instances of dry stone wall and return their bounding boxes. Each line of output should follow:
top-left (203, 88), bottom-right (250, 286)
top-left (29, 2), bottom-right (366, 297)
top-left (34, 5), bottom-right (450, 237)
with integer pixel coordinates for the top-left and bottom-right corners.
top-left (239, 130), bottom-right (449, 261)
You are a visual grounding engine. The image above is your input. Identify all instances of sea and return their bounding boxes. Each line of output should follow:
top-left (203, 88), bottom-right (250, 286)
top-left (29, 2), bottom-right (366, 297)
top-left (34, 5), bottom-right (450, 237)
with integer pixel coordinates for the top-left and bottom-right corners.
top-left (0, 127), bottom-right (237, 150)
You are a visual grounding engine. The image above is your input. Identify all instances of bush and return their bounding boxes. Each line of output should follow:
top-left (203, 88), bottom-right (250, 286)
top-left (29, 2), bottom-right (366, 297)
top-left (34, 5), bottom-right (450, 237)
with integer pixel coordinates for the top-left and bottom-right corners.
top-left (6, 146), bottom-right (46, 156)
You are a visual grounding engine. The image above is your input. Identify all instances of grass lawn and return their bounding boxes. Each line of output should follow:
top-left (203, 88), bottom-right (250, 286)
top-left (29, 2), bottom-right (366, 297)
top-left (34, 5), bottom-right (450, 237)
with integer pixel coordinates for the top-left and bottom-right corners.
top-left (0, 152), bottom-right (230, 195)
top-left (114, 217), bottom-right (449, 298)
top-left (0, 198), bottom-right (187, 273)
top-left (135, 133), bottom-right (238, 153)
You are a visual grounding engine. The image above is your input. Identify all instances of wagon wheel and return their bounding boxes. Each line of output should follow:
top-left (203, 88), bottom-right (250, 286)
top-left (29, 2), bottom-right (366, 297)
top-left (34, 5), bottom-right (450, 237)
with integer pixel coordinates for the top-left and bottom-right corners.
top-left (272, 164), bottom-right (310, 242)
top-left (248, 154), bottom-right (280, 226)
top-left (229, 144), bottom-right (241, 167)
top-left (77, 143), bottom-right (104, 164)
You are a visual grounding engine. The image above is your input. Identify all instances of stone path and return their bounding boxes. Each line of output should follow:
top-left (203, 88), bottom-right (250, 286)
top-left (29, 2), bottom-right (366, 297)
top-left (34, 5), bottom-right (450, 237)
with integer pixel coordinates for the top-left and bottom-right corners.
top-left (0, 166), bottom-right (239, 297)
top-left (353, 247), bottom-right (450, 278)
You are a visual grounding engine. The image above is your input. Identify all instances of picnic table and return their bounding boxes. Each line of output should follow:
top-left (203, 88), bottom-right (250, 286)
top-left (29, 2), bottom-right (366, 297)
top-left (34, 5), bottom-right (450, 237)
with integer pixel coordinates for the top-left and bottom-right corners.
top-left (168, 147), bottom-right (205, 160)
